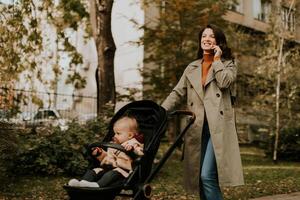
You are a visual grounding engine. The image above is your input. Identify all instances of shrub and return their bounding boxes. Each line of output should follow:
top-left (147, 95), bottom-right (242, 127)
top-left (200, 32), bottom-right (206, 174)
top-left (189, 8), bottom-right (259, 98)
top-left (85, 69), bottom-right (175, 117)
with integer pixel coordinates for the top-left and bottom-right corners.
top-left (0, 122), bottom-right (19, 187)
top-left (277, 126), bottom-right (300, 161)
top-left (13, 115), bottom-right (112, 176)
top-left (265, 126), bottom-right (300, 161)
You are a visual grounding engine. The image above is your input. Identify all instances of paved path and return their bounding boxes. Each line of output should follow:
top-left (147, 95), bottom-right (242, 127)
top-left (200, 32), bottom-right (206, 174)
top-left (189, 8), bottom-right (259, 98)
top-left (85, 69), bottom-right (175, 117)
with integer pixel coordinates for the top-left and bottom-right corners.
top-left (250, 192), bottom-right (300, 200)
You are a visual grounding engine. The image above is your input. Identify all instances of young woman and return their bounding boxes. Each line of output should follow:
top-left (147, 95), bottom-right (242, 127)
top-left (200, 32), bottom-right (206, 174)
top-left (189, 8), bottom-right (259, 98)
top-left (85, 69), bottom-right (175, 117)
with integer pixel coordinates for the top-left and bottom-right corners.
top-left (162, 24), bottom-right (244, 200)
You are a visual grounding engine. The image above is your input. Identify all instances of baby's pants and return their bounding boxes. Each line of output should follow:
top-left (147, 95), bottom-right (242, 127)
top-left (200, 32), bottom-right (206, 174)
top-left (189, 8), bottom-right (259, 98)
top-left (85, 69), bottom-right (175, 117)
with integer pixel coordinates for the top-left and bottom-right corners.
top-left (82, 169), bottom-right (124, 187)
top-left (199, 118), bottom-right (223, 200)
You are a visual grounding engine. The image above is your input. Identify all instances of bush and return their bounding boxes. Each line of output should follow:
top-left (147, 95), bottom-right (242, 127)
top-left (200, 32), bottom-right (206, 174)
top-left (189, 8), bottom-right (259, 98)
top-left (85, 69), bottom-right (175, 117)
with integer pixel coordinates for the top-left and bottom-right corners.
top-left (0, 122), bottom-right (19, 187)
top-left (277, 126), bottom-right (300, 161)
top-left (265, 126), bottom-right (300, 161)
top-left (13, 116), bottom-right (111, 176)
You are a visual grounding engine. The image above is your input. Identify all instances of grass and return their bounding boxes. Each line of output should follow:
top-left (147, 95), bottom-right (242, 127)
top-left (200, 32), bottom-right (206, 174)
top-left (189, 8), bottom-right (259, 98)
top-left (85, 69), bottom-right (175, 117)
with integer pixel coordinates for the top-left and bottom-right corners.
top-left (1, 144), bottom-right (300, 200)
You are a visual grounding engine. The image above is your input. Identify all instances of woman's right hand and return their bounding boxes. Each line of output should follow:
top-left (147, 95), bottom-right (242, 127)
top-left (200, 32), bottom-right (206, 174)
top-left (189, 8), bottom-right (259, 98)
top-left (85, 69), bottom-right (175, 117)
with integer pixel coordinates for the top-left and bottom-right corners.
top-left (212, 45), bottom-right (222, 58)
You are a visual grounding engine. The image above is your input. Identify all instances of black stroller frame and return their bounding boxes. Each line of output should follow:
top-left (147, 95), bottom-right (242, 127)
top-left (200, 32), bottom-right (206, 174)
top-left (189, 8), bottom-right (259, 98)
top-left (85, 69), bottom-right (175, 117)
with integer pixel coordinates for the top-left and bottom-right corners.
top-left (63, 100), bottom-right (195, 200)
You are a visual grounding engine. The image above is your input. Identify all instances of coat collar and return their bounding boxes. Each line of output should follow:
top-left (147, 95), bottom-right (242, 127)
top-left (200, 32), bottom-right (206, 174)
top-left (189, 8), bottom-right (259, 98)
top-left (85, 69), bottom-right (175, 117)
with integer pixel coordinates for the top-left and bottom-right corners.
top-left (188, 58), bottom-right (228, 89)
top-left (186, 59), bottom-right (204, 100)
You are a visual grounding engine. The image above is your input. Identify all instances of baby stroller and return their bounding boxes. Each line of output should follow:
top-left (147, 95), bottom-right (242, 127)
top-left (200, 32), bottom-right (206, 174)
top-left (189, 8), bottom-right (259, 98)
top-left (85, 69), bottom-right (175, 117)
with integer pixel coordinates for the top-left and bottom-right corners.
top-left (63, 100), bottom-right (195, 200)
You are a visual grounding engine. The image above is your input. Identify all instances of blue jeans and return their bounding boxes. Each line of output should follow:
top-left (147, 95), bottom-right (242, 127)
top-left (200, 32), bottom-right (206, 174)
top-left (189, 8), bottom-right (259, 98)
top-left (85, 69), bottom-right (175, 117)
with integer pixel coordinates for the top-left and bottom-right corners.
top-left (199, 119), bottom-right (223, 200)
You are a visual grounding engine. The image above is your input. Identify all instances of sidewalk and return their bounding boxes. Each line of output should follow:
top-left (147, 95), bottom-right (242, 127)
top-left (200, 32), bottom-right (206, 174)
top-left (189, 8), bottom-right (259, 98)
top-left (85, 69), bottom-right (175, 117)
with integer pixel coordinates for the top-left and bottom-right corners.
top-left (250, 192), bottom-right (300, 200)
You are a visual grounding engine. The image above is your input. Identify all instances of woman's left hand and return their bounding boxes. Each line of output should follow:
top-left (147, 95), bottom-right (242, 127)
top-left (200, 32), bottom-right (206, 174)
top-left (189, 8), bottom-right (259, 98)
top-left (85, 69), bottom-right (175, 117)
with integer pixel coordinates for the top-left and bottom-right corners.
top-left (212, 45), bottom-right (222, 58)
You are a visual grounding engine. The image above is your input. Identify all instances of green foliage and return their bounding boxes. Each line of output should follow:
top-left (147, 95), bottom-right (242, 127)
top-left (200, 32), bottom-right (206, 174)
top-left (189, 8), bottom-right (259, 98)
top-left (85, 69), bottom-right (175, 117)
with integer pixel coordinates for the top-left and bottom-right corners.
top-left (4, 146), bottom-right (300, 199)
top-left (0, 0), bottom-right (91, 97)
top-left (13, 118), bottom-right (110, 176)
top-left (0, 1), bottom-right (42, 82)
top-left (0, 122), bottom-right (19, 188)
top-left (141, 0), bottom-right (230, 102)
top-left (251, 18), bottom-right (300, 128)
top-left (265, 126), bottom-right (300, 161)
top-left (58, 0), bottom-right (89, 30)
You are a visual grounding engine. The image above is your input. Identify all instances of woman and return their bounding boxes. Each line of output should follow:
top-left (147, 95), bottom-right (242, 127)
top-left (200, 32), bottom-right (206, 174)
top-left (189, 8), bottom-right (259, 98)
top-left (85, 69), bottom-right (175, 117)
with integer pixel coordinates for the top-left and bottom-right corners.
top-left (162, 24), bottom-right (244, 199)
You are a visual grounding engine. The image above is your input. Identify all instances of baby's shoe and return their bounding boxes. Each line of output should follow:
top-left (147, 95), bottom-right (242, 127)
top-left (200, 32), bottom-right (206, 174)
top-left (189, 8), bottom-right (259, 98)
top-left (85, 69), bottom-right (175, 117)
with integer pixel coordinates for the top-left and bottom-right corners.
top-left (79, 180), bottom-right (99, 188)
top-left (68, 179), bottom-right (80, 187)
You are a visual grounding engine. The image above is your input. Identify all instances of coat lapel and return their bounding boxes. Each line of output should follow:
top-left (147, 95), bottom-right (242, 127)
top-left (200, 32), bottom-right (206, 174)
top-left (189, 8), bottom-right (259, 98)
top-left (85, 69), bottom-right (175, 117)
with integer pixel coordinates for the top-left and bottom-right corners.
top-left (186, 59), bottom-right (204, 100)
top-left (204, 58), bottom-right (228, 87)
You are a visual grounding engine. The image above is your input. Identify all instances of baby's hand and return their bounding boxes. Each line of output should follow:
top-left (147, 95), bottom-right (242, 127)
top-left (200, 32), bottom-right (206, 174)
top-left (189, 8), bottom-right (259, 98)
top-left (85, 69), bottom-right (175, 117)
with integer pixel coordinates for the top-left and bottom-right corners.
top-left (91, 147), bottom-right (102, 156)
top-left (101, 156), bottom-right (117, 168)
top-left (122, 143), bottom-right (133, 151)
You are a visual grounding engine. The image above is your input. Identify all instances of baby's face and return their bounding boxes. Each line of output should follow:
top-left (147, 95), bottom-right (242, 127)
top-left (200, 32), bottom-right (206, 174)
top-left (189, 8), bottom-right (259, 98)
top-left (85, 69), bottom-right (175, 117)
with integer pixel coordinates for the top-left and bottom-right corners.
top-left (113, 120), bottom-right (134, 144)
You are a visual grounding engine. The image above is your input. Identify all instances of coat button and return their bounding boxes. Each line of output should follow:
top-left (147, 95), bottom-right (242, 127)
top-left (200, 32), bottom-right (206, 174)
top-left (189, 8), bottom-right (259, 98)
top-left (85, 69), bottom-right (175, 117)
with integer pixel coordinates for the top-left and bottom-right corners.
top-left (190, 102), bottom-right (193, 106)
top-left (220, 111), bottom-right (223, 115)
top-left (216, 93), bottom-right (220, 97)
top-left (190, 85), bottom-right (193, 89)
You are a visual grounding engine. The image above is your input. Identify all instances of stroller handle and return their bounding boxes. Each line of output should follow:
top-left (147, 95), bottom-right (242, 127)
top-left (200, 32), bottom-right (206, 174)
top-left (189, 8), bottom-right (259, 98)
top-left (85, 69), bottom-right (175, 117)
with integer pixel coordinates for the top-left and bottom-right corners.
top-left (168, 110), bottom-right (196, 123)
top-left (87, 142), bottom-right (137, 159)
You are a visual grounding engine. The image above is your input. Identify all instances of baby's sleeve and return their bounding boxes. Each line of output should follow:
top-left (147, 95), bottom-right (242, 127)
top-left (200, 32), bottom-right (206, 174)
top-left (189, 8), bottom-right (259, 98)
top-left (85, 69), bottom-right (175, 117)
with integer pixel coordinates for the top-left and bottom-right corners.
top-left (127, 138), bottom-right (144, 156)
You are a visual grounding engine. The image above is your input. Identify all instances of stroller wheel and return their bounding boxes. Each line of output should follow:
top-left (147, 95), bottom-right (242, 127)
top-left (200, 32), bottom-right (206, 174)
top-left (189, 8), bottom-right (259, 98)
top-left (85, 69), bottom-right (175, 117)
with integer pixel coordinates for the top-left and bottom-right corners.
top-left (133, 184), bottom-right (152, 200)
top-left (142, 184), bottom-right (152, 199)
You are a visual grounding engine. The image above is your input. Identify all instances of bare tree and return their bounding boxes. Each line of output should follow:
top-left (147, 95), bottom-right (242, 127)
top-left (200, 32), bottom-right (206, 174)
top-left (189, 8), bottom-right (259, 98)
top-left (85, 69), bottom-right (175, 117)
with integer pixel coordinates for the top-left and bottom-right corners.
top-left (273, 0), bottom-right (295, 162)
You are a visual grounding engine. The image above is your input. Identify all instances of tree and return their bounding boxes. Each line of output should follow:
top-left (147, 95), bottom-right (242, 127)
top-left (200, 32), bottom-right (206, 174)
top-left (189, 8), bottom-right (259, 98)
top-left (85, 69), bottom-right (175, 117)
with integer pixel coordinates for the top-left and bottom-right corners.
top-left (0, 0), bottom-right (90, 109)
top-left (254, 0), bottom-right (300, 162)
top-left (272, 0), bottom-right (297, 162)
top-left (140, 0), bottom-right (231, 102)
top-left (90, 0), bottom-right (116, 115)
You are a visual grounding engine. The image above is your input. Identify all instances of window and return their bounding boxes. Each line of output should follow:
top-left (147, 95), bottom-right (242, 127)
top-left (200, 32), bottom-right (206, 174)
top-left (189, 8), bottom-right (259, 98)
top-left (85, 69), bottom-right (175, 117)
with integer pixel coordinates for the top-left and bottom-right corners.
top-left (253, 0), bottom-right (271, 22)
top-left (160, 0), bottom-right (166, 14)
top-left (252, 0), bottom-right (262, 19)
top-left (281, 6), bottom-right (296, 32)
top-left (229, 0), bottom-right (244, 14)
top-left (260, 1), bottom-right (271, 22)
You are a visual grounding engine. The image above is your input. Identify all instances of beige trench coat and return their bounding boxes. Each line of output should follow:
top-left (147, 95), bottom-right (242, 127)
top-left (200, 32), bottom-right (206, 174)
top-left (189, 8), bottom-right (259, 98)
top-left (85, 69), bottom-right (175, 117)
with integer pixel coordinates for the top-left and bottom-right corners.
top-left (162, 58), bottom-right (244, 194)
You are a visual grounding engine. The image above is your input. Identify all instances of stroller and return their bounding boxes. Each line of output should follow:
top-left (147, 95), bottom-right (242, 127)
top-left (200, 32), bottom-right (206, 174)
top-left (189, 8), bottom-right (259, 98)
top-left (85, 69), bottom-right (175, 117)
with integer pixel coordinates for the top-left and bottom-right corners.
top-left (63, 100), bottom-right (195, 200)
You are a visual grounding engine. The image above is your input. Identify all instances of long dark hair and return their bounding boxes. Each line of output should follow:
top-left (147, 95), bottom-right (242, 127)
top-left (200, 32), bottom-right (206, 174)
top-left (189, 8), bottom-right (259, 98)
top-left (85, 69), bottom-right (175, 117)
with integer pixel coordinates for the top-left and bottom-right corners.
top-left (197, 24), bottom-right (233, 60)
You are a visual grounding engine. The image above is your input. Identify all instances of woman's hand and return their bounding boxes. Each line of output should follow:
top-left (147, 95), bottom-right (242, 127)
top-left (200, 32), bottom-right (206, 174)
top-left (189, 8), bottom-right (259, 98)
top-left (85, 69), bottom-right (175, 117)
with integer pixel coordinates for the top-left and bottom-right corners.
top-left (212, 45), bottom-right (222, 58)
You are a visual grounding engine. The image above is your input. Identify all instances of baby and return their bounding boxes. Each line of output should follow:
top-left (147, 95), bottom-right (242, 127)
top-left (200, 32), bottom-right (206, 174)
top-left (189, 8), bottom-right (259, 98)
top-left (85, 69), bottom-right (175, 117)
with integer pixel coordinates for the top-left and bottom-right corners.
top-left (68, 116), bottom-right (144, 188)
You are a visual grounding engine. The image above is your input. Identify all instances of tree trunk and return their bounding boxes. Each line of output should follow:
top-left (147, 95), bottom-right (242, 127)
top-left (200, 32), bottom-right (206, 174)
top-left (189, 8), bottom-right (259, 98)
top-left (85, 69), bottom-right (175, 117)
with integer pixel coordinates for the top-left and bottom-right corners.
top-left (92, 0), bottom-right (116, 115)
top-left (273, 37), bottom-right (283, 163)
top-left (273, 0), bottom-right (295, 162)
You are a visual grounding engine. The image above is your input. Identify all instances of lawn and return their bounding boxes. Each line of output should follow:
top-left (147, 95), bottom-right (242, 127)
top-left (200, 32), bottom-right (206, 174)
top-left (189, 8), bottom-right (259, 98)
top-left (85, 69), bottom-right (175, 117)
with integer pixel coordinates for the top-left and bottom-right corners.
top-left (1, 145), bottom-right (300, 200)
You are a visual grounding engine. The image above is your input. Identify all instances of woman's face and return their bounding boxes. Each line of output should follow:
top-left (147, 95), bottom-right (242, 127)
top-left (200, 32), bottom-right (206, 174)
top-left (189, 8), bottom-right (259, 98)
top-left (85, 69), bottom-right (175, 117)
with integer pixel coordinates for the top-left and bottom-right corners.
top-left (201, 28), bottom-right (217, 54)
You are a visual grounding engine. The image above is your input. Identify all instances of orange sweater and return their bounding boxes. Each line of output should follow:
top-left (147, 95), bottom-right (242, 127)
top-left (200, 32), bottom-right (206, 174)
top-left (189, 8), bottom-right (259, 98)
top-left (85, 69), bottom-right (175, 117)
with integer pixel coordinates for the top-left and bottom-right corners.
top-left (202, 54), bottom-right (220, 86)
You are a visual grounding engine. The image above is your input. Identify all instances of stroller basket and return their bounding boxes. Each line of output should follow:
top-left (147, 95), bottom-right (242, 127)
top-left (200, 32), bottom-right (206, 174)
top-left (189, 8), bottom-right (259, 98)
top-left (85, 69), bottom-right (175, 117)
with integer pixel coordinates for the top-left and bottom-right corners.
top-left (63, 100), bottom-right (195, 200)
